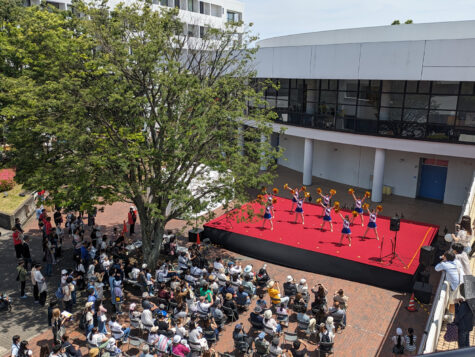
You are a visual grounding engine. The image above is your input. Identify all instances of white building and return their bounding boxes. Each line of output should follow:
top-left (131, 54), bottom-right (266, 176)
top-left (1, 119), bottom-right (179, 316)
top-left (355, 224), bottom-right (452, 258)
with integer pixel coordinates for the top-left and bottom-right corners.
top-left (253, 21), bottom-right (475, 206)
top-left (27, 0), bottom-right (244, 37)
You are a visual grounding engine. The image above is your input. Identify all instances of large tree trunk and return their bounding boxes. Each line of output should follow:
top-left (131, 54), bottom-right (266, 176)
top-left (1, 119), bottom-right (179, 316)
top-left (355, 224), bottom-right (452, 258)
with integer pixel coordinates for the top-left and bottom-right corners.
top-left (138, 210), bottom-right (164, 269)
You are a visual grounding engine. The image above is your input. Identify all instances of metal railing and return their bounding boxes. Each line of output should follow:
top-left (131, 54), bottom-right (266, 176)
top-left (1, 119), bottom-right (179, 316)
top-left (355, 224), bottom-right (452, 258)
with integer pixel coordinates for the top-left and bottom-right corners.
top-left (418, 170), bottom-right (475, 354)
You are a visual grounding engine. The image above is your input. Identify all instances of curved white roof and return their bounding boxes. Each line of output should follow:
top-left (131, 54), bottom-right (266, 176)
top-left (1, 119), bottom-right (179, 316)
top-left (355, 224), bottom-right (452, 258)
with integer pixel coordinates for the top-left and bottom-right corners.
top-left (257, 20), bottom-right (475, 48)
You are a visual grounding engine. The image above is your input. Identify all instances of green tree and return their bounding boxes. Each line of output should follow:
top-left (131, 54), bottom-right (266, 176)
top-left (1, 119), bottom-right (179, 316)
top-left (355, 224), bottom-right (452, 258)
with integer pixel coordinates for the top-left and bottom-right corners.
top-left (391, 20), bottom-right (401, 25)
top-left (1, 1), bottom-right (280, 266)
top-left (405, 19), bottom-right (413, 24)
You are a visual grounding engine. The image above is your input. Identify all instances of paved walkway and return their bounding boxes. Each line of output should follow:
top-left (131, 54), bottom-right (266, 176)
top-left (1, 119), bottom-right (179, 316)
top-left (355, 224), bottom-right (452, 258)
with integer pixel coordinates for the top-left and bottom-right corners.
top-left (0, 166), bottom-right (463, 356)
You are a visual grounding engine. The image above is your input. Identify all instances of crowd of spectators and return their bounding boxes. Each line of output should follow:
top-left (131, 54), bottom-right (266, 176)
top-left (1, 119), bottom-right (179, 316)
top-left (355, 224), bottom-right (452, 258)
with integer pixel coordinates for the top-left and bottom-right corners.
top-left (10, 206), bottom-right (352, 357)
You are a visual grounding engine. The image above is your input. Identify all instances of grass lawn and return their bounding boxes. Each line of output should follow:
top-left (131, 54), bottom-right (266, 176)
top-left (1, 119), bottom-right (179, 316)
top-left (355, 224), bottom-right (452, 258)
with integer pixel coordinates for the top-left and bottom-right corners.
top-left (0, 184), bottom-right (30, 214)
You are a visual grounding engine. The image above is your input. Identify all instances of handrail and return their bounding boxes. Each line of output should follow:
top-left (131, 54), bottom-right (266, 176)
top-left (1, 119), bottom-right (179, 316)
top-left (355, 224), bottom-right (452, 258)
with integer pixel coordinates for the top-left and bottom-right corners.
top-left (418, 271), bottom-right (447, 355)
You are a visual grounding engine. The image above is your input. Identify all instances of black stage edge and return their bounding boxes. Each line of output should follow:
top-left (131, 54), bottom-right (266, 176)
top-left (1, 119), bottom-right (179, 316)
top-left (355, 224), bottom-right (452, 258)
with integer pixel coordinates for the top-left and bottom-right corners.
top-left (204, 225), bottom-right (424, 292)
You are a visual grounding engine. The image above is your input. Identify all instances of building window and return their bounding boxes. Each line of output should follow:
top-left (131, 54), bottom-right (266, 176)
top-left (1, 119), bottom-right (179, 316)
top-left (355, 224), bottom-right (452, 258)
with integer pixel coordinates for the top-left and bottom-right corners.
top-left (174, 0), bottom-right (180, 9)
top-left (160, 0), bottom-right (168, 6)
top-left (227, 11), bottom-right (240, 22)
top-left (188, 0), bottom-right (195, 12)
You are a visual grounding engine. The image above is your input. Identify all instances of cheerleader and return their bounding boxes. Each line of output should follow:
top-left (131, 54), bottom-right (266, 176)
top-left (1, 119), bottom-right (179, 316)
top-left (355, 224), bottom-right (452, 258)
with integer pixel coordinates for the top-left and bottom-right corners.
top-left (317, 188), bottom-right (336, 216)
top-left (262, 197), bottom-right (275, 231)
top-left (349, 189), bottom-right (370, 227)
top-left (318, 199), bottom-right (338, 232)
top-left (294, 192), bottom-right (310, 225)
top-left (338, 212), bottom-right (355, 247)
top-left (284, 184), bottom-right (303, 212)
top-left (363, 205), bottom-right (381, 241)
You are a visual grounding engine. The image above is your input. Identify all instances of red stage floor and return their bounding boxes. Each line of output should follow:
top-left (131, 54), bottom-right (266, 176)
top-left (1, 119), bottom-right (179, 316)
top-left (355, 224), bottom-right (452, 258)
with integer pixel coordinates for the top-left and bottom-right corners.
top-left (205, 197), bottom-right (438, 275)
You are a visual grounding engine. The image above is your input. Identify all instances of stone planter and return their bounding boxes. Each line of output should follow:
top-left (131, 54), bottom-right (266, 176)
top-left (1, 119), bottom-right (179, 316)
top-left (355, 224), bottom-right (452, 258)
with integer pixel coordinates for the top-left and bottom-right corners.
top-left (0, 194), bottom-right (36, 230)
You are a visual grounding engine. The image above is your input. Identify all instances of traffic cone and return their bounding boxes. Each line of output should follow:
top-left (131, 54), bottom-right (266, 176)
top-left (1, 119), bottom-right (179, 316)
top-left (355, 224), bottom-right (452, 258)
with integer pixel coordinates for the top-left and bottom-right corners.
top-left (406, 293), bottom-right (418, 312)
top-left (196, 232), bottom-right (200, 245)
top-left (122, 220), bottom-right (127, 234)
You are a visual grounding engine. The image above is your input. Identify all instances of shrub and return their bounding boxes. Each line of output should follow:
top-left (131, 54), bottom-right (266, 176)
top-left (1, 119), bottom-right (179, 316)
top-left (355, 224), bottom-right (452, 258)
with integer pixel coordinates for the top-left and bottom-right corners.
top-left (0, 179), bottom-right (15, 192)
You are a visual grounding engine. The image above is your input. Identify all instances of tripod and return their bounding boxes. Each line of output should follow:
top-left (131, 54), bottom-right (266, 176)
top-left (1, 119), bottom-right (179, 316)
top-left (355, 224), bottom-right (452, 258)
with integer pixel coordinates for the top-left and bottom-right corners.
top-left (380, 231), bottom-right (407, 268)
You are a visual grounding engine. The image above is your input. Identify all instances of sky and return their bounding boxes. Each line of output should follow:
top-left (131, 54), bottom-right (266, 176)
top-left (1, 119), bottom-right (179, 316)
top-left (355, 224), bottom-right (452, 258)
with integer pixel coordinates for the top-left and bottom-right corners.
top-left (241, 0), bottom-right (475, 41)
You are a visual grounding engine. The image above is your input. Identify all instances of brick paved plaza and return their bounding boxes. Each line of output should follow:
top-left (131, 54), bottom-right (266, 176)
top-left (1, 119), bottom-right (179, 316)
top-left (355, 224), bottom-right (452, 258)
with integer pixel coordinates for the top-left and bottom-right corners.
top-left (0, 167), bottom-right (461, 356)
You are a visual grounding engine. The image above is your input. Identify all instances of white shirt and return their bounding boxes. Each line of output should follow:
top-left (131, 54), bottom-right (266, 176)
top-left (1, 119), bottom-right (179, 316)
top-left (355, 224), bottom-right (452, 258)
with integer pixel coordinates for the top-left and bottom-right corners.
top-left (230, 265), bottom-right (242, 275)
top-left (89, 333), bottom-right (106, 347)
top-left (213, 261), bottom-right (224, 271)
top-left (435, 260), bottom-right (463, 290)
top-left (108, 320), bottom-right (124, 338)
top-left (141, 309), bottom-right (154, 326)
top-left (455, 252), bottom-right (471, 277)
top-left (34, 270), bottom-right (44, 284)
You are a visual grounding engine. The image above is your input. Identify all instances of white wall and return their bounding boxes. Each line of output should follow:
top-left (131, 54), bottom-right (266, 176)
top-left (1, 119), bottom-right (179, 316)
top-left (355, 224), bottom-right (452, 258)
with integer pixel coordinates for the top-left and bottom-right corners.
top-left (445, 158), bottom-right (475, 205)
top-left (277, 134), bottom-right (475, 206)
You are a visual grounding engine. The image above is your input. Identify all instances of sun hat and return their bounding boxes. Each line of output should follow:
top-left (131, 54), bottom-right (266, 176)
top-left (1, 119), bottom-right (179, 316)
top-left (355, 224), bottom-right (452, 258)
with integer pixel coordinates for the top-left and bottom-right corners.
top-left (159, 304), bottom-right (165, 310)
top-left (225, 293), bottom-right (233, 300)
top-left (286, 275), bottom-right (293, 282)
top-left (266, 280), bottom-right (275, 289)
top-left (173, 335), bottom-right (181, 344)
top-left (263, 310), bottom-right (272, 319)
top-left (326, 316), bottom-right (333, 324)
top-left (244, 265), bottom-right (253, 273)
top-left (300, 278), bottom-right (306, 284)
top-left (85, 302), bottom-right (94, 308)
top-left (396, 327), bottom-right (403, 335)
top-left (208, 274), bottom-right (215, 281)
top-left (254, 306), bottom-right (262, 313)
top-left (258, 332), bottom-right (266, 339)
top-left (142, 292), bottom-right (149, 298)
top-left (150, 326), bottom-right (158, 333)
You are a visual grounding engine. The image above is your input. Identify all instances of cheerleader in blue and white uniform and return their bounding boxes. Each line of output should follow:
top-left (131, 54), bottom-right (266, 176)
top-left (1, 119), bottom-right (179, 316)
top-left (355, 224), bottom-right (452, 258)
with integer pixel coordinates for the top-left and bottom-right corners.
top-left (294, 193), bottom-right (309, 225)
top-left (318, 200), bottom-right (334, 232)
top-left (317, 188), bottom-right (336, 216)
top-left (262, 197), bottom-right (275, 231)
top-left (363, 206), bottom-right (381, 241)
top-left (338, 212), bottom-right (355, 247)
top-left (349, 189), bottom-right (369, 227)
top-left (284, 184), bottom-right (302, 212)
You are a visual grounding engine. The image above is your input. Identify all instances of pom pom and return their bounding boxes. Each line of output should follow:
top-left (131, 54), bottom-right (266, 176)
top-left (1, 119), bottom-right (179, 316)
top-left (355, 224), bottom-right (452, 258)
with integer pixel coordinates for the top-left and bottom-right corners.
top-left (301, 186), bottom-right (306, 192)
top-left (257, 194), bottom-right (263, 201)
top-left (365, 191), bottom-right (371, 198)
top-left (272, 198), bottom-right (277, 204)
top-left (316, 198), bottom-right (322, 204)
top-left (334, 201), bottom-right (340, 207)
top-left (363, 203), bottom-right (369, 210)
top-left (273, 188), bottom-right (279, 195)
top-left (305, 192), bottom-right (310, 198)
top-left (376, 205), bottom-right (383, 212)
top-left (330, 189), bottom-right (336, 196)
top-left (334, 208), bottom-right (340, 214)
top-left (283, 183), bottom-right (289, 190)
top-left (352, 210), bottom-right (358, 217)
top-left (261, 186), bottom-right (267, 193)
top-left (316, 187), bottom-right (322, 194)
top-left (348, 188), bottom-right (354, 194)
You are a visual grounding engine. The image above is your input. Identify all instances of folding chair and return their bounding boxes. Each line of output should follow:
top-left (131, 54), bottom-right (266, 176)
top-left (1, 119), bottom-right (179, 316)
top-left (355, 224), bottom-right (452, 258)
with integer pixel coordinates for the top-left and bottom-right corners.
top-left (222, 306), bottom-right (237, 323)
top-left (284, 331), bottom-right (298, 344)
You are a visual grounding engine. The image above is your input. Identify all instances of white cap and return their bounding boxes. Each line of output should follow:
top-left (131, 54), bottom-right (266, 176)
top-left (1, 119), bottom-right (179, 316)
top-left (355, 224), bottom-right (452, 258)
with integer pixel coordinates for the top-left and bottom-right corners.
top-left (396, 327), bottom-right (403, 335)
top-left (61, 269), bottom-right (68, 275)
top-left (286, 275), bottom-right (293, 282)
top-left (300, 278), bottom-right (306, 284)
top-left (142, 264), bottom-right (147, 269)
top-left (173, 335), bottom-right (181, 344)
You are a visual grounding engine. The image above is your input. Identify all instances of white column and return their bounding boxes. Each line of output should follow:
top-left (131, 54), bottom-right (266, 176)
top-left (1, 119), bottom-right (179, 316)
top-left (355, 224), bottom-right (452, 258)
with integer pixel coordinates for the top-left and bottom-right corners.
top-left (260, 134), bottom-right (267, 171)
top-left (372, 148), bottom-right (386, 203)
top-left (303, 138), bottom-right (314, 186)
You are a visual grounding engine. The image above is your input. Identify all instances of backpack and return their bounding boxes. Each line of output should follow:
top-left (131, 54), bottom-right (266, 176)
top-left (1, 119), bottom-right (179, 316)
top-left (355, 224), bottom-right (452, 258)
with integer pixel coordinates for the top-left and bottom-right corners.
top-left (321, 332), bottom-right (331, 343)
top-left (79, 312), bottom-right (87, 331)
top-left (55, 285), bottom-right (65, 300)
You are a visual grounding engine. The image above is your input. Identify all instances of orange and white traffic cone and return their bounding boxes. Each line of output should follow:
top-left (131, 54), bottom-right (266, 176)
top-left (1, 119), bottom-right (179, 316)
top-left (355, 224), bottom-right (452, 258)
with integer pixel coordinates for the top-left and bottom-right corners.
top-left (196, 232), bottom-right (200, 245)
top-left (406, 293), bottom-right (418, 312)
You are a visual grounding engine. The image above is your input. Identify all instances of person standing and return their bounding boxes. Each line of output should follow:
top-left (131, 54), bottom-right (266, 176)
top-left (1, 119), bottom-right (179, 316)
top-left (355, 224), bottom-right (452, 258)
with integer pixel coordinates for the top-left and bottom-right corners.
top-left (21, 236), bottom-right (32, 271)
top-left (17, 259), bottom-right (28, 299)
top-left (404, 327), bottom-right (417, 355)
top-left (128, 207), bottom-right (137, 236)
top-left (31, 265), bottom-right (39, 303)
top-left (11, 335), bottom-right (20, 357)
top-left (454, 283), bottom-right (474, 349)
top-left (62, 277), bottom-right (75, 313)
top-left (12, 227), bottom-right (23, 259)
top-left (34, 264), bottom-right (47, 306)
top-left (54, 208), bottom-right (63, 228)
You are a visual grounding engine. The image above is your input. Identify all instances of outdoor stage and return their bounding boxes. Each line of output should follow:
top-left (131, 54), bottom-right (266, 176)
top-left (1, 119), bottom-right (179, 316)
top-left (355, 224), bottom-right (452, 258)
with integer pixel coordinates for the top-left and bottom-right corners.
top-left (204, 197), bottom-right (439, 291)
